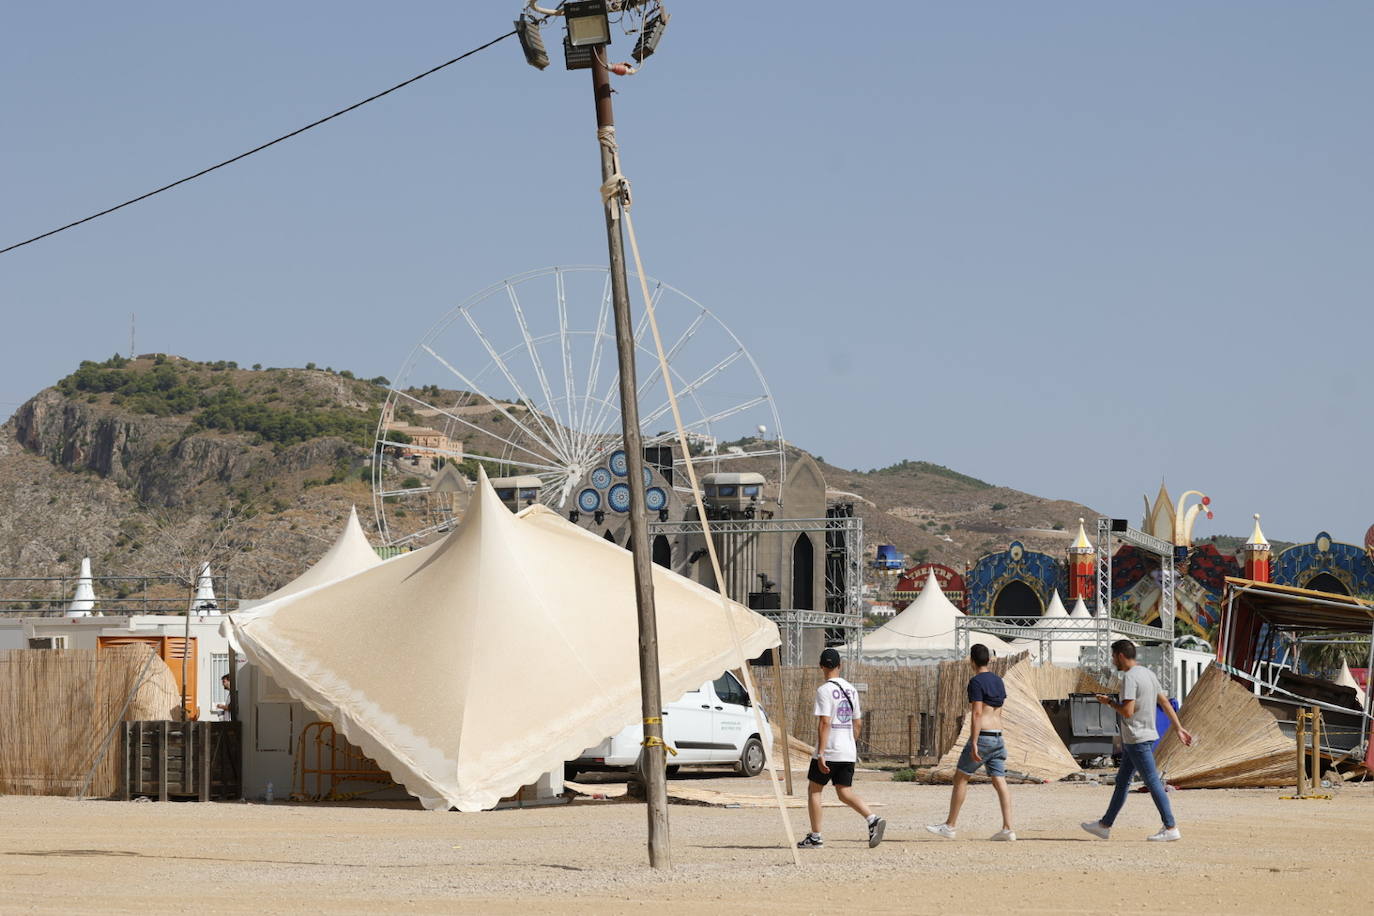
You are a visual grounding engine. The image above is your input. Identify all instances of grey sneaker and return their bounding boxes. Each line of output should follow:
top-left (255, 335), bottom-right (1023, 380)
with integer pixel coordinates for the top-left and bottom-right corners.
top-left (1080, 820), bottom-right (1111, 840)
top-left (797, 833), bottom-right (824, 849)
top-left (868, 816), bottom-right (887, 848)
top-left (925, 823), bottom-right (956, 840)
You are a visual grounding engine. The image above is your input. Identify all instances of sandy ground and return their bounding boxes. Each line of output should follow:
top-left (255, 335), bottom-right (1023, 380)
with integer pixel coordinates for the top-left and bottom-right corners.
top-left (1, 770), bottom-right (1369, 916)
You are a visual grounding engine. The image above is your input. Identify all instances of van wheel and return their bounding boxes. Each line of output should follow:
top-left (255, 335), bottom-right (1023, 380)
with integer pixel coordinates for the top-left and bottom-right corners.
top-left (666, 765), bottom-right (681, 778)
top-left (563, 764), bottom-right (579, 783)
top-left (735, 737), bottom-right (766, 777)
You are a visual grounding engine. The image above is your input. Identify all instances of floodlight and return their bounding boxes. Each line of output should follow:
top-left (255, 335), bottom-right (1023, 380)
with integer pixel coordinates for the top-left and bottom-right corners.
top-left (657, 508), bottom-right (669, 522)
top-left (515, 15), bottom-right (550, 70)
top-left (565, 1), bottom-right (611, 46)
top-left (563, 33), bottom-right (594, 71)
top-left (594, 509), bottom-right (606, 525)
top-left (632, 10), bottom-right (669, 62)
top-left (569, 510), bottom-right (580, 523)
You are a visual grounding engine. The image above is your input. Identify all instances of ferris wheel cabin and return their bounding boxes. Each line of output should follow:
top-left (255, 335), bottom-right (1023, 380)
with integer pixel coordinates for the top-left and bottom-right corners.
top-left (490, 476), bottom-right (543, 512)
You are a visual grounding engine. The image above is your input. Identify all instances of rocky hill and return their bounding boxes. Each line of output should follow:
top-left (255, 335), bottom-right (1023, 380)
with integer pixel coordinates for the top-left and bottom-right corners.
top-left (0, 355), bottom-right (1105, 605)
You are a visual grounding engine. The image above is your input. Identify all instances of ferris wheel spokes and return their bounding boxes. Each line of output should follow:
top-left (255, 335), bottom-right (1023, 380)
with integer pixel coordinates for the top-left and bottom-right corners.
top-left (392, 378), bottom-right (558, 469)
top-left (505, 282), bottom-right (576, 461)
top-left (459, 307), bottom-right (570, 466)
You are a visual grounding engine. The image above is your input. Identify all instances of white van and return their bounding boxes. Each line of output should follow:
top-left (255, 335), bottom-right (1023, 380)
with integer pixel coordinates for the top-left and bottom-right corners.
top-left (566, 671), bottom-right (772, 779)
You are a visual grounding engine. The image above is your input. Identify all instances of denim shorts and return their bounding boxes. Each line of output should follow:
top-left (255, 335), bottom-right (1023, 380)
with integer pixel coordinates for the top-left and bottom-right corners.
top-left (956, 733), bottom-right (1007, 779)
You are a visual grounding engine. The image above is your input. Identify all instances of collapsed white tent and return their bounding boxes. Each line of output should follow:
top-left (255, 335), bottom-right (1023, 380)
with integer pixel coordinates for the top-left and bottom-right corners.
top-left (862, 570), bottom-right (1013, 662)
top-left (231, 471), bottom-right (778, 812)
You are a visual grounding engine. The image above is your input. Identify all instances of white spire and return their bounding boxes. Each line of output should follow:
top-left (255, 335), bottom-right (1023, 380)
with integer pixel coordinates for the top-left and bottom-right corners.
top-left (1245, 513), bottom-right (1270, 550)
top-left (193, 563), bottom-right (219, 615)
top-left (1070, 518), bottom-right (1094, 553)
top-left (65, 557), bottom-right (98, 618)
top-left (1068, 596), bottom-right (1092, 619)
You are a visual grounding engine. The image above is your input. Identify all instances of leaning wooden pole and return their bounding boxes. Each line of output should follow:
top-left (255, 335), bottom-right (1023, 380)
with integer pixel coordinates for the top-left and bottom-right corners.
top-left (770, 657), bottom-right (793, 795)
top-left (590, 51), bottom-right (670, 870)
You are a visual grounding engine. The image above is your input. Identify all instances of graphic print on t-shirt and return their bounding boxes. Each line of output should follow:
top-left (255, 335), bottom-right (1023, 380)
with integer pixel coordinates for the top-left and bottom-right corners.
top-left (814, 678), bottom-right (860, 763)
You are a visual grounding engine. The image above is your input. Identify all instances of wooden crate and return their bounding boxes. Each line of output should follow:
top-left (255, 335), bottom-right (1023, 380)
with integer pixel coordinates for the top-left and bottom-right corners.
top-left (121, 720), bottom-right (241, 801)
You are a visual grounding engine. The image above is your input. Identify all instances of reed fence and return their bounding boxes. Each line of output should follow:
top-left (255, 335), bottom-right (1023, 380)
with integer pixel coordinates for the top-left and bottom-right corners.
top-left (0, 646), bottom-right (181, 797)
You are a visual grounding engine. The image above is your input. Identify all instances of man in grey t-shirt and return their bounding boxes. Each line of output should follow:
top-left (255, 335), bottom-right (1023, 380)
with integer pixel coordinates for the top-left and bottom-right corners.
top-left (1080, 639), bottom-right (1193, 842)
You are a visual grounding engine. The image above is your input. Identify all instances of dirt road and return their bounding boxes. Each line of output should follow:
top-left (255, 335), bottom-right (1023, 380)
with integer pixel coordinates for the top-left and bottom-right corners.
top-left (1, 772), bottom-right (1367, 915)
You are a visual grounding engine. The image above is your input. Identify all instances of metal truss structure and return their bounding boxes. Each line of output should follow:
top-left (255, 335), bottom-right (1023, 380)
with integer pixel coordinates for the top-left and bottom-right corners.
top-left (647, 515), bottom-right (864, 667)
top-left (955, 615), bottom-right (1174, 682)
top-left (1094, 517), bottom-right (1178, 693)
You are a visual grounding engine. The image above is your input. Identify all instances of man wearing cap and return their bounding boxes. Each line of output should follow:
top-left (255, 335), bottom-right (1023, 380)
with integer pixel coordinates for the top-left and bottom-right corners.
top-left (797, 647), bottom-right (886, 849)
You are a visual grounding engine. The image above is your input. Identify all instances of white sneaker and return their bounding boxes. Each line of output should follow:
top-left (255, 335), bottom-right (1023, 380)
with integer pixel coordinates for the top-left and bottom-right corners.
top-left (1147, 827), bottom-right (1181, 842)
top-left (925, 823), bottom-right (957, 840)
top-left (1080, 820), bottom-right (1111, 840)
top-left (989, 829), bottom-right (1017, 841)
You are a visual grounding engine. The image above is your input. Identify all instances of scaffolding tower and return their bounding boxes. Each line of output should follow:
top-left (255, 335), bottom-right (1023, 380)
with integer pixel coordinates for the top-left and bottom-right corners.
top-left (647, 514), bottom-right (864, 667)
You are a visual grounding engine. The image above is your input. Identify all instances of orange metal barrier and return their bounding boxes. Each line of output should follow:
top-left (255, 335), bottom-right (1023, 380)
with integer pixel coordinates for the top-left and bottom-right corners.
top-left (292, 721), bottom-right (396, 802)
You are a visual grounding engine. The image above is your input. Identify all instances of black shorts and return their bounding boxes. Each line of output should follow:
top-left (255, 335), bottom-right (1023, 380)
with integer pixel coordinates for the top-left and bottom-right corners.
top-left (807, 758), bottom-right (855, 787)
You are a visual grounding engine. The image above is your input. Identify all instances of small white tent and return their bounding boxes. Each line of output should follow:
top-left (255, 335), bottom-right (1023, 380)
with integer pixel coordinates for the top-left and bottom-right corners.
top-left (65, 557), bottom-right (98, 618)
top-left (1023, 590), bottom-right (1091, 665)
top-left (862, 571), bottom-right (1013, 662)
top-left (1335, 659), bottom-right (1367, 708)
top-left (1068, 596), bottom-right (1092, 619)
top-left (232, 471), bottom-right (778, 812)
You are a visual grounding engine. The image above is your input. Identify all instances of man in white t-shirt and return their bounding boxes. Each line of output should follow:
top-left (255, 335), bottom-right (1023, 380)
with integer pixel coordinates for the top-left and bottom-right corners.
top-left (797, 648), bottom-right (886, 849)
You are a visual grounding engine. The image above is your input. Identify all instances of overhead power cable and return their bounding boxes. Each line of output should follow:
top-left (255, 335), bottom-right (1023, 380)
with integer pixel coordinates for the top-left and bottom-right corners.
top-left (0, 29), bottom-right (516, 256)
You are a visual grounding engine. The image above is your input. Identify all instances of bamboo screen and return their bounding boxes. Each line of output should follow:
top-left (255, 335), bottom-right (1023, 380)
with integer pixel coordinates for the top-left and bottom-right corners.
top-left (0, 646), bottom-right (181, 797)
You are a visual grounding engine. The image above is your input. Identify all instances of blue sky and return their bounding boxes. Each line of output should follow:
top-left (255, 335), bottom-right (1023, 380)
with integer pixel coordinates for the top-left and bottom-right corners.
top-left (2, 2), bottom-right (1370, 544)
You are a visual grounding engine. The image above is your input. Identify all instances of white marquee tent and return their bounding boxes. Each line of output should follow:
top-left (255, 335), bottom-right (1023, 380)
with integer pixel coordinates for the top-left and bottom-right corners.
top-left (862, 570), bottom-right (1013, 662)
top-left (231, 471), bottom-right (778, 812)
top-left (256, 506), bottom-right (382, 606)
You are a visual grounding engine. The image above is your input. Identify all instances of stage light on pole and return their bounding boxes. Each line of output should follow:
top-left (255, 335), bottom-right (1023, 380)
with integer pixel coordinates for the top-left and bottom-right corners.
top-left (515, 14), bottom-right (550, 70)
top-left (564, 1), bottom-right (611, 46)
top-left (632, 10), bottom-right (669, 62)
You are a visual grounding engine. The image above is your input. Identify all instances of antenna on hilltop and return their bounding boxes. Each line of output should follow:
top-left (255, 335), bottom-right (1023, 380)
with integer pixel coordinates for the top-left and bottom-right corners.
top-left (129, 313), bottom-right (136, 358)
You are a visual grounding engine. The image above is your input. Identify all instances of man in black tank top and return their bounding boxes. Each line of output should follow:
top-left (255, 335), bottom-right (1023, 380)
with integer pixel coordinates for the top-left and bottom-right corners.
top-left (926, 643), bottom-right (1017, 841)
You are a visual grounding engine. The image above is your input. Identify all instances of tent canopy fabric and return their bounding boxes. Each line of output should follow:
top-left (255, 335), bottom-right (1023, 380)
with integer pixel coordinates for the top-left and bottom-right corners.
top-left (257, 505), bottom-right (382, 605)
top-left (231, 471), bottom-right (779, 812)
top-left (1068, 597), bottom-right (1091, 619)
top-left (863, 571), bottom-right (1013, 661)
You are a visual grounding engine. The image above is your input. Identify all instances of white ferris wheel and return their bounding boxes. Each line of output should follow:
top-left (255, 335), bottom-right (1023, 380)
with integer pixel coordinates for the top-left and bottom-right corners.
top-left (372, 266), bottom-right (786, 547)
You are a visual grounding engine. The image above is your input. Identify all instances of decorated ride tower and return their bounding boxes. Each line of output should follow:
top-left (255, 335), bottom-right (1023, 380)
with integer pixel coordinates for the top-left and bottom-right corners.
top-left (1067, 519), bottom-right (1095, 603)
top-left (1242, 514), bottom-right (1272, 583)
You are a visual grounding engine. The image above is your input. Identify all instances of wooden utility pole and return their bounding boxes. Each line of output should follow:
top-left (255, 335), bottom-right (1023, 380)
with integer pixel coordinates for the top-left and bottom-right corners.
top-left (590, 50), bottom-right (671, 869)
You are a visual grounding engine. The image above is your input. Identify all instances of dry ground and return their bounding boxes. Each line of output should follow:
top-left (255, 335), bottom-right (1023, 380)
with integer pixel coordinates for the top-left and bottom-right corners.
top-left (1, 771), bottom-right (1368, 915)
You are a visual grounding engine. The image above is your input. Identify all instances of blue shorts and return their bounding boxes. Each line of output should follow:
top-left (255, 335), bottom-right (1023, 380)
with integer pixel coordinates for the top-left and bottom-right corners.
top-left (956, 733), bottom-right (1007, 779)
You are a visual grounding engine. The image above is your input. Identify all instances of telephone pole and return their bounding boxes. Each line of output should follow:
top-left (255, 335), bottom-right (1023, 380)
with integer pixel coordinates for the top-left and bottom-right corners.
top-left (588, 36), bottom-right (671, 875)
top-left (518, 0), bottom-right (674, 868)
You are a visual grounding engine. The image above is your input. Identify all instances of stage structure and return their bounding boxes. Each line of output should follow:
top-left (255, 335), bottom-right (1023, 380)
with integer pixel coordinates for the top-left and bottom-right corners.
top-left (648, 511), bottom-right (864, 668)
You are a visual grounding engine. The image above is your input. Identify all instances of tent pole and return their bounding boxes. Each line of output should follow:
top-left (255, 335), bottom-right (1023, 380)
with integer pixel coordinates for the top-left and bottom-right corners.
top-left (590, 52), bottom-right (671, 870)
top-left (771, 657), bottom-right (793, 795)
